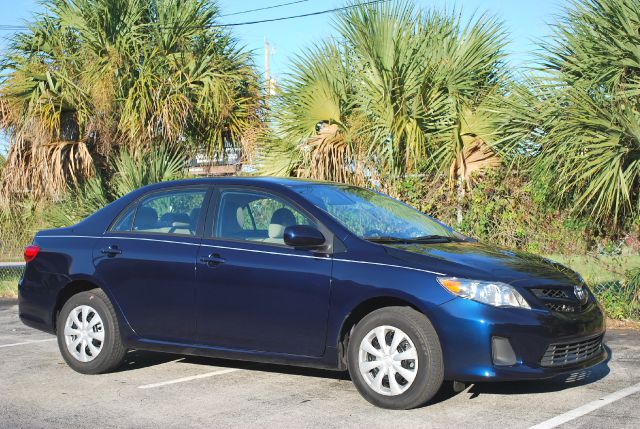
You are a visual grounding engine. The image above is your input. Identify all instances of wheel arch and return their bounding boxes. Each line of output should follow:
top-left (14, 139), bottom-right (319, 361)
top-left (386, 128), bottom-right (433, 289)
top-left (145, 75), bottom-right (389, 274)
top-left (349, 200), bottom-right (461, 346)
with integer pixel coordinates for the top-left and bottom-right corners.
top-left (53, 275), bottom-right (131, 336)
top-left (53, 279), bottom-right (103, 332)
top-left (336, 295), bottom-right (426, 370)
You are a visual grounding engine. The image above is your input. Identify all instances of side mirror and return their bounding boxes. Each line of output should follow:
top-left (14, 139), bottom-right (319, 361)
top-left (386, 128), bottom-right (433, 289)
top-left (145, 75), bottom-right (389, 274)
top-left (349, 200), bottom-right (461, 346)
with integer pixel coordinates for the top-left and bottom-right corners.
top-left (284, 225), bottom-right (326, 249)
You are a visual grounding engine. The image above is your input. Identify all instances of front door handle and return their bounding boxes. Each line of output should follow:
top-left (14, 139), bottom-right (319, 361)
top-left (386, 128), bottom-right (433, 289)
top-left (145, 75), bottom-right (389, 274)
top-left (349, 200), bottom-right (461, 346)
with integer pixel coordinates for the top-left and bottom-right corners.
top-left (200, 253), bottom-right (225, 266)
top-left (101, 246), bottom-right (122, 256)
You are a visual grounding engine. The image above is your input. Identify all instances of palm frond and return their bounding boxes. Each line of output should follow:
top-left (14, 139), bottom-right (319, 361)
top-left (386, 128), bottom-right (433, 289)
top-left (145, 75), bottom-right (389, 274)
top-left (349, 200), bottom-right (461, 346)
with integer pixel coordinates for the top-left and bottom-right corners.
top-left (533, 0), bottom-right (640, 226)
top-left (0, 0), bottom-right (261, 200)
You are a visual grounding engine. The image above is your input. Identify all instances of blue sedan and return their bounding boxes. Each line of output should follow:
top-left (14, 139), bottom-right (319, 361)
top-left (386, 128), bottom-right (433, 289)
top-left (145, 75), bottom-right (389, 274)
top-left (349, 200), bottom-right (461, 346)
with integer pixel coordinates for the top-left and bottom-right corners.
top-left (18, 177), bottom-right (606, 409)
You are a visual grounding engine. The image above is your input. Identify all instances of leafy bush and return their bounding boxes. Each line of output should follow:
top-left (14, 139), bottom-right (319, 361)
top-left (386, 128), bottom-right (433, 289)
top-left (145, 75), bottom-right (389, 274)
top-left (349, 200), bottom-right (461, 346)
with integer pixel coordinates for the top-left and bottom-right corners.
top-left (394, 170), bottom-right (595, 255)
top-left (0, 199), bottom-right (41, 260)
top-left (575, 267), bottom-right (640, 321)
top-left (624, 268), bottom-right (640, 305)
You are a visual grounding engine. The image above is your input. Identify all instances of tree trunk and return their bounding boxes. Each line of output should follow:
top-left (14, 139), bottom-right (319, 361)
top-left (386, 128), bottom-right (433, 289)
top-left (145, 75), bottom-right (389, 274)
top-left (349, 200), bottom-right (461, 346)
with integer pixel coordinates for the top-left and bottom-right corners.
top-left (456, 176), bottom-right (465, 225)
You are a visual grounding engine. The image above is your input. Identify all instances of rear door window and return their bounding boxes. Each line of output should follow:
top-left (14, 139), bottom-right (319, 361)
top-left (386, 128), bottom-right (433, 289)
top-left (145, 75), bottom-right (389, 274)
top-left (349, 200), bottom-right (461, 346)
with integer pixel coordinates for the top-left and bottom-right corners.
top-left (111, 188), bottom-right (207, 236)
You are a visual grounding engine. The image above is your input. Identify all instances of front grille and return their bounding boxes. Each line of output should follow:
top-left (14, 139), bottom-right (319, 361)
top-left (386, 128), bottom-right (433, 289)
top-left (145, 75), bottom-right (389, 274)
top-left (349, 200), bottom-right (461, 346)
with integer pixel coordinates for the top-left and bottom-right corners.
top-left (530, 286), bottom-right (589, 313)
top-left (540, 335), bottom-right (604, 367)
top-left (535, 288), bottom-right (569, 299)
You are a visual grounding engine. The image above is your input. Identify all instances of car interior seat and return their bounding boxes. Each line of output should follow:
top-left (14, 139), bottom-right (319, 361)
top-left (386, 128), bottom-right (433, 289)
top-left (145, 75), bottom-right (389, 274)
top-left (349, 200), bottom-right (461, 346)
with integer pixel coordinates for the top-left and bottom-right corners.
top-left (190, 208), bottom-right (201, 230)
top-left (134, 206), bottom-right (158, 230)
top-left (263, 208), bottom-right (297, 244)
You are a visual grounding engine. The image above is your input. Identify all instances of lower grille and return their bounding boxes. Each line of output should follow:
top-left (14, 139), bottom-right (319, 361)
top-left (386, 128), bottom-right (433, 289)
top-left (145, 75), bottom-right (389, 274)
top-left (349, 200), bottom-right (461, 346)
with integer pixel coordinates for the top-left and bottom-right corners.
top-left (540, 335), bottom-right (604, 367)
top-left (546, 303), bottom-right (577, 313)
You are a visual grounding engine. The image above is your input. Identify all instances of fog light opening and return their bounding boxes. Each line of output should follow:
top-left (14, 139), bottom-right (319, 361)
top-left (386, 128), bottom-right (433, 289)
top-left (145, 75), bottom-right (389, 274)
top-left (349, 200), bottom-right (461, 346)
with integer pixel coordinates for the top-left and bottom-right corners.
top-left (492, 336), bottom-right (517, 366)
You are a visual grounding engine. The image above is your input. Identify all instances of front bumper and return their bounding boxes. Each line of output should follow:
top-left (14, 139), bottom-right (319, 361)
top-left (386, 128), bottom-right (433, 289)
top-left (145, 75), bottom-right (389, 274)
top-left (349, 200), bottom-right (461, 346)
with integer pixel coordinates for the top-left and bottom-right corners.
top-left (429, 297), bottom-right (607, 382)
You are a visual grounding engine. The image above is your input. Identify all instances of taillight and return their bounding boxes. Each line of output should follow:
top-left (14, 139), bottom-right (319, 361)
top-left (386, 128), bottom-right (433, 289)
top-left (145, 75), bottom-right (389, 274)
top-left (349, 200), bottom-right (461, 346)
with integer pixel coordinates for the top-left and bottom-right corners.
top-left (24, 245), bottom-right (40, 263)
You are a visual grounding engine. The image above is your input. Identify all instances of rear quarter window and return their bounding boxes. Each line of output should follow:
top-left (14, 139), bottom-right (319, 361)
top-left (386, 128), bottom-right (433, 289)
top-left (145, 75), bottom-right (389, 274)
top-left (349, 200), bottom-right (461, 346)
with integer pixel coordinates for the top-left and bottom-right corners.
top-left (110, 206), bottom-right (135, 232)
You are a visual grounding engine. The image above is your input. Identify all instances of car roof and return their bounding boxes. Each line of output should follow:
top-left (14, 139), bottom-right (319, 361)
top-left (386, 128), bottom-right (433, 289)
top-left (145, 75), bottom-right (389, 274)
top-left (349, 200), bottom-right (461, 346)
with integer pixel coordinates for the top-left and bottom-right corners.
top-left (142, 176), bottom-right (348, 191)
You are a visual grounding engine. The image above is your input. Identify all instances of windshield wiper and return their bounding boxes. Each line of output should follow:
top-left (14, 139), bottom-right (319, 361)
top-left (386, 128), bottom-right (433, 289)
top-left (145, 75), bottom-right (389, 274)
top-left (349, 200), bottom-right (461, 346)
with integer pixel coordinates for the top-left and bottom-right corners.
top-left (363, 236), bottom-right (410, 243)
top-left (407, 235), bottom-right (458, 243)
top-left (364, 235), bottom-right (459, 244)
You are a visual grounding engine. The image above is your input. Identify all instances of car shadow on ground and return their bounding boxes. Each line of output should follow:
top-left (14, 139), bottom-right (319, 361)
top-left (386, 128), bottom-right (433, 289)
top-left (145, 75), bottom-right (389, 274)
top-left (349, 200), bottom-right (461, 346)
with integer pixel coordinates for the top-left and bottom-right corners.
top-left (116, 345), bottom-right (612, 404)
top-left (117, 349), bottom-right (350, 380)
top-left (117, 350), bottom-right (185, 371)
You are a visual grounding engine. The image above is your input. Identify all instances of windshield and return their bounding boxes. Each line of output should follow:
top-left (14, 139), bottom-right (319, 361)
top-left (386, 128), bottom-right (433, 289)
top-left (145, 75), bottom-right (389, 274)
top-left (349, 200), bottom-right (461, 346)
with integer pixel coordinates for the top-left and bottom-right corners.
top-left (291, 184), bottom-right (457, 242)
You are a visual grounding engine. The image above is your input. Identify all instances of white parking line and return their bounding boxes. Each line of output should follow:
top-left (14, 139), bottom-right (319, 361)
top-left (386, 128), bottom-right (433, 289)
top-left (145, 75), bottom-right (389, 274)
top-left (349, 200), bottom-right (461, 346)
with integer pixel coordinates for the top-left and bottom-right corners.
top-left (529, 381), bottom-right (640, 429)
top-left (0, 338), bottom-right (56, 348)
top-left (137, 368), bottom-right (240, 389)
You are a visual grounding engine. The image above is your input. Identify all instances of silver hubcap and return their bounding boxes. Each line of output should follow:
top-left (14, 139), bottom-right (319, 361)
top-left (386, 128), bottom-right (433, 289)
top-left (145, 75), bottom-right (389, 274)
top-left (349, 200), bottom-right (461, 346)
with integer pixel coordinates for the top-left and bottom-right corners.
top-left (64, 305), bottom-right (105, 362)
top-left (358, 325), bottom-right (419, 396)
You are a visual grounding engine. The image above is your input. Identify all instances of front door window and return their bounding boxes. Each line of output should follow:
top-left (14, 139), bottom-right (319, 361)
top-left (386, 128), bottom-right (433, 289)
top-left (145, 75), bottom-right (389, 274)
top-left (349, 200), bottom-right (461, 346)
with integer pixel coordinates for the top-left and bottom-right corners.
top-left (214, 190), bottom-right (313, 245)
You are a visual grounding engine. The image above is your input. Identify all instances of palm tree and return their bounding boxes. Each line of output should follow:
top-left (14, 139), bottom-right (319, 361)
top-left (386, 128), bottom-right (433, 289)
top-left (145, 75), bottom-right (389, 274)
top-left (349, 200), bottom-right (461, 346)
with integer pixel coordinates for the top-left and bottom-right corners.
top-left (259, 41), bottom-right (358, 183)
top-left (259, 1), bottom-right (514, 208)
top-left (532, 0), bottom-right (640, 227)
top-left (0, 0), bottom-right (261, 200)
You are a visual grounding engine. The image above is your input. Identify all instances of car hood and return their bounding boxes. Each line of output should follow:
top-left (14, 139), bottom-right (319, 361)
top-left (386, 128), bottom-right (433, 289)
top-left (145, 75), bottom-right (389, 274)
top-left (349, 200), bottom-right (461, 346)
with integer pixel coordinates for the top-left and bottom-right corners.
top-left (383, 241), bottom-right (581, 286)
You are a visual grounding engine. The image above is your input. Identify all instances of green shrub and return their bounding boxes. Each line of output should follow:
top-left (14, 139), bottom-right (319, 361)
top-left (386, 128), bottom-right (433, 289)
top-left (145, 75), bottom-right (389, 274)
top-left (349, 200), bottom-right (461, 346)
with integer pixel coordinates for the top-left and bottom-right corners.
top-left (394, 170), bottom-right (595, 254)
top-left (589, 268), bottom-right (640, 321)
top-left (624, 268), bottom-right (640, 305)
top-left (0, 200), bottom-right (41, 260)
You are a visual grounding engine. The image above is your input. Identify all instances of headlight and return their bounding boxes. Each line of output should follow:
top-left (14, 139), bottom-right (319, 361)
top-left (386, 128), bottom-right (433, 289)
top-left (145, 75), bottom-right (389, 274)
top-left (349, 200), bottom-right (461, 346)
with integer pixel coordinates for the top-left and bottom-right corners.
top-left (437, 277), bottom-right (531, 309)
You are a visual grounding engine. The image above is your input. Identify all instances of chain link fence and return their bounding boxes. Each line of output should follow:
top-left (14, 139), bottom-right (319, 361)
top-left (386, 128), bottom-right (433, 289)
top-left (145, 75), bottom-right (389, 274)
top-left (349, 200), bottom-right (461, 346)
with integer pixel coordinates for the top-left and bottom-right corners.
top-left (591, 280), bottom-right (640, 321)
top-left (0, 265), bottom-right (24, 299)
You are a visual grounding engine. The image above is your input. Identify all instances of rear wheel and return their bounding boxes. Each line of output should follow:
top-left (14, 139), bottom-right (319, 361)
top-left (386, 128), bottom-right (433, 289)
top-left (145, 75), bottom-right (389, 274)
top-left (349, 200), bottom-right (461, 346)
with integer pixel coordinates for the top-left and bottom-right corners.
top-left (56, 289), bottom-right (126, 374)
top-left (347, 306), bottom-right (444, 409)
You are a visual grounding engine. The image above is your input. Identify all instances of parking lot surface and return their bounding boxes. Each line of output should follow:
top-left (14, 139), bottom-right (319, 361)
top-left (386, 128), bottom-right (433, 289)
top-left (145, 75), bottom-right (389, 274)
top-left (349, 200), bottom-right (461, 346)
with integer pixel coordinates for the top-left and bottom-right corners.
top-left (1, 299), bottom-right (639, 429)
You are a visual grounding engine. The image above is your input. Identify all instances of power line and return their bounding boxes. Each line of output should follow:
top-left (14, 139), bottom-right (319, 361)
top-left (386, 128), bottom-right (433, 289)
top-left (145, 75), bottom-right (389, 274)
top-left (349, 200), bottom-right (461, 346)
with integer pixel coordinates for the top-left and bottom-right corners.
top-left (0, 0), bottom-right (388, 31)
top-left (219, 0), bottom-right (312, 18)
top-left (222, 0), bottom-right (388, 27)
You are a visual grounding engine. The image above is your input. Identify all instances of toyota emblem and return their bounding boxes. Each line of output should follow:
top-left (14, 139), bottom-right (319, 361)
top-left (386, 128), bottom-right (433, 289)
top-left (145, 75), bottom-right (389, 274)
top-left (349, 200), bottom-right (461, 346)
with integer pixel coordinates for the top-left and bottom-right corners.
top-left (574, 284), bottom-right (589, 305)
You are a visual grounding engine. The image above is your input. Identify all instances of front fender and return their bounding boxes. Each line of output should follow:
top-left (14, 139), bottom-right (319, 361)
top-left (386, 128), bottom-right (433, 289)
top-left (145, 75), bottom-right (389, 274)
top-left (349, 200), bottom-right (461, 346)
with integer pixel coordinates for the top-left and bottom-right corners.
top-left (326, 258), bottom-right (454, 350)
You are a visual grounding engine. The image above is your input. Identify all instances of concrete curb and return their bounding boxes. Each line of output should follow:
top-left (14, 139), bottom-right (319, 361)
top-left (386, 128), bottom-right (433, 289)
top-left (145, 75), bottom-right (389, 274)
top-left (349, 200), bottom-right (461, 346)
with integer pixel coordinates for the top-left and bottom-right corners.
top-left (0, 262), bottom-right (25, 269)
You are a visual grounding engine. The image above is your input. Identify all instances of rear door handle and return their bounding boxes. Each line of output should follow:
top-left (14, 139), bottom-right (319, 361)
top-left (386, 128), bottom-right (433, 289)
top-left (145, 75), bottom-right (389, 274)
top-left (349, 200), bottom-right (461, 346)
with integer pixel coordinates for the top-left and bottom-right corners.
top-left (200, 253), bottom-right (225, 266)
top-left (101, 246), bottom-right (122, 256)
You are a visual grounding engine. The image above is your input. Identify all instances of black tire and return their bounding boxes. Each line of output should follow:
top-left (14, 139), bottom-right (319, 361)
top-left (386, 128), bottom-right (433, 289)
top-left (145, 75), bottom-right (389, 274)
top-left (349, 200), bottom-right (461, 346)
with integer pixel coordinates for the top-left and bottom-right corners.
top-left (56, 289), bottom-right (126, 374)
top-left (347, 306), bottom-right (444, 409)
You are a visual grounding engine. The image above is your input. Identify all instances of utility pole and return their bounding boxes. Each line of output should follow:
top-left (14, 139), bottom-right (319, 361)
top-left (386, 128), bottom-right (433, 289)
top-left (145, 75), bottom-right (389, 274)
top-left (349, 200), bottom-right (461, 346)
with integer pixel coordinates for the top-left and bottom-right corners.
top-left (264, 38), bottom-right (271, 94)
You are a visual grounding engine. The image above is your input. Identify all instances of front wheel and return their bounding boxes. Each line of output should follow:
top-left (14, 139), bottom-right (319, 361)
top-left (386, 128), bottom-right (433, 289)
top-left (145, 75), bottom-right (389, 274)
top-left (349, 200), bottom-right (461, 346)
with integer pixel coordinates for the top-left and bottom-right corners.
top-left (56, 289), bottom-right (127, 374)
top-left (347, 307), bottom-right (444, 409)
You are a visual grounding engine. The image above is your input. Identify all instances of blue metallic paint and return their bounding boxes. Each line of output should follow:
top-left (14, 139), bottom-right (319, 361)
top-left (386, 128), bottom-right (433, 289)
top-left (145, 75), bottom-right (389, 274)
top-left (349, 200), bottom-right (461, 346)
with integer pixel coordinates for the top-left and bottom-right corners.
top-left (18, 177), bottom-right (607, 380)
top-left (195, 238), bottom-right (333, 356)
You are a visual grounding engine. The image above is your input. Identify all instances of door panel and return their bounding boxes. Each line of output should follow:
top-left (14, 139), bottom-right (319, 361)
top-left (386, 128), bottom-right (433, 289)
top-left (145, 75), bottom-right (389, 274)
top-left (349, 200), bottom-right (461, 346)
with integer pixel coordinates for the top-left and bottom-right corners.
top-left (195, 240), bottom-right (332, 356)
top-left (94, 235), bottom-right (200, 341)
top-left (195, 187), bottom-right (333, 357)
top-left (93, 187), bottom-right (209, 342)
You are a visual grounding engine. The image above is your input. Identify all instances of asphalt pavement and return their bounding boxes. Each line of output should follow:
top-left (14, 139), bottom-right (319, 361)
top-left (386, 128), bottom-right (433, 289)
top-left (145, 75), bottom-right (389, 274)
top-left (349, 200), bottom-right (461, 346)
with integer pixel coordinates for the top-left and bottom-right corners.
top-left (1, 299), bottom-right (639, 429)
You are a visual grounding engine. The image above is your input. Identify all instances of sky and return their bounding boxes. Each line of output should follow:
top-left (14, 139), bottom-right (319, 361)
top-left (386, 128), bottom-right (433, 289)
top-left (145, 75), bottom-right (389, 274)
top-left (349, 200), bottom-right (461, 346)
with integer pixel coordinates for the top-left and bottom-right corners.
top-left (215, 0), bottom-right (567, 78)
top-left (0, 0), bottom-right (568, 152)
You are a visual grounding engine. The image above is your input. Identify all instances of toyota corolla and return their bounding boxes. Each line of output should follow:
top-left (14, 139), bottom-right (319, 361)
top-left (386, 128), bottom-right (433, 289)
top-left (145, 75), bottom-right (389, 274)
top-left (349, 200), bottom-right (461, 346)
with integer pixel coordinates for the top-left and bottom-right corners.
top-left (18, 177), bottom-right (606, 409)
